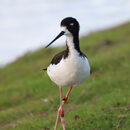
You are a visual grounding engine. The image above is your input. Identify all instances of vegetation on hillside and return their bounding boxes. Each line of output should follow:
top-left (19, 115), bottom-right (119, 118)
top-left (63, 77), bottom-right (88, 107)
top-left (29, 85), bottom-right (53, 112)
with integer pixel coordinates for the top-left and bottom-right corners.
top-left (0, 22), bottom-right (130, 130)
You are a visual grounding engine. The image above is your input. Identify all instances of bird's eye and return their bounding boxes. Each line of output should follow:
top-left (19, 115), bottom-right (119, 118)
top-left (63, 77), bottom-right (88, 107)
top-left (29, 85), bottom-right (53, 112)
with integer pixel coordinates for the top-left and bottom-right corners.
top-left (69, 23), bottom-right (74, 26)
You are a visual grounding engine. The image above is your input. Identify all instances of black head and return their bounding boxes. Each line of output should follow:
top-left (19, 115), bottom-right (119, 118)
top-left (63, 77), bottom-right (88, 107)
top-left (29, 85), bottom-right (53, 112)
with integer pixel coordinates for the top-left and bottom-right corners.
top-left (45, 17), bottom-right (80, 48)
top-left (61, 17), bottom-right (80, 35)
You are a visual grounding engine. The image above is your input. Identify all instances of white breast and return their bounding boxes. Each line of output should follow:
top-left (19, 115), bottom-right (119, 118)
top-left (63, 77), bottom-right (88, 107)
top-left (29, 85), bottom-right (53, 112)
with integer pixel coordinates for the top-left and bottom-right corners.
top-left (47, 49), bottom-right (90, 88)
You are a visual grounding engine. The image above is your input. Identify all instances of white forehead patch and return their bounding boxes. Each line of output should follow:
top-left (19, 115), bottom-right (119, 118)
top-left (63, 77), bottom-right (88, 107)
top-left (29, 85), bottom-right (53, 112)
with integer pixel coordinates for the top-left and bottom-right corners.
top-left (61, 26), bottom-right (71, 35)
top-left (61, 26), bottom-right (67, 32)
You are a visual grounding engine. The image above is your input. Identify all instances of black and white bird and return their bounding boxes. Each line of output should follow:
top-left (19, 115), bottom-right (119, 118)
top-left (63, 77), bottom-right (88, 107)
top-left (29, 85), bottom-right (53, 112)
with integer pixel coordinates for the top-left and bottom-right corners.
top-left (44, 17), bottom-right (90, 130)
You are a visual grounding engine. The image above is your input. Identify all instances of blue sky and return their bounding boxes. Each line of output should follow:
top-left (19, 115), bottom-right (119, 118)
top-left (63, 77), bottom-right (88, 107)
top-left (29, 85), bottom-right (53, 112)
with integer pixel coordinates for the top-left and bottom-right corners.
top-left (0, 0), bottom-right (130, 66)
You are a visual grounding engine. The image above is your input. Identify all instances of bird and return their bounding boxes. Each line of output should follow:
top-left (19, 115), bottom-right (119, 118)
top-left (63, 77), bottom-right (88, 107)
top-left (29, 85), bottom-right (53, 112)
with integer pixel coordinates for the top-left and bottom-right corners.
top-left (44, 17), bottom-right (90, 130)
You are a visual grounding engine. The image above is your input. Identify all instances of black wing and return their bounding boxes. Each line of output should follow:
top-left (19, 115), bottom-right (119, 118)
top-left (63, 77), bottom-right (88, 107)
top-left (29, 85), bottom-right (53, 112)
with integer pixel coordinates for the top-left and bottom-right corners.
top-left (51, 50), bottom-right (67, 65)
top-left (80, 51), bottom-right (88, 58)
top-left (43, 68), bottom-right (47, 71)
top-left (43, 50), bottom-right (68, 71)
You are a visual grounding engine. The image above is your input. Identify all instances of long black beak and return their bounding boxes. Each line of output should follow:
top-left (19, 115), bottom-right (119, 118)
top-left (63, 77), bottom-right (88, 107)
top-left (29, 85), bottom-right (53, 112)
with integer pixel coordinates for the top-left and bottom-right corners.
top-left (45, 31), bottom-right (65, 48)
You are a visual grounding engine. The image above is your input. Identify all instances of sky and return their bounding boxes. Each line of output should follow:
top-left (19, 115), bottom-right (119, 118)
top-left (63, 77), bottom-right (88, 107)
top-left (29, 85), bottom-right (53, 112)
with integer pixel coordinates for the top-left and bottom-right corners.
top-left (0, 0), bottom-right (130, 66)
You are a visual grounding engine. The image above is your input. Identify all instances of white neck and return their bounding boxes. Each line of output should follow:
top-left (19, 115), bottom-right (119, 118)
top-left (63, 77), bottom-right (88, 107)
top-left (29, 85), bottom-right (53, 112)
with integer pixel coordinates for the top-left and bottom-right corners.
top-left (66, 34), bottom-right (75, 51)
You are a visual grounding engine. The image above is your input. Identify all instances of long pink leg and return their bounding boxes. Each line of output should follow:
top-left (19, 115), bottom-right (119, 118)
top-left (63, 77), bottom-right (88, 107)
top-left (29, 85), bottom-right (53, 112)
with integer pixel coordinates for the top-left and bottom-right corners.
top-left (60, 88), bottom-right (65, 130)
top-left (64, 86), bottom-right (72, 100)
top-left (55, 106), bottom-right (60, 130)
top-left (55, 86), bottom-right (73, 130)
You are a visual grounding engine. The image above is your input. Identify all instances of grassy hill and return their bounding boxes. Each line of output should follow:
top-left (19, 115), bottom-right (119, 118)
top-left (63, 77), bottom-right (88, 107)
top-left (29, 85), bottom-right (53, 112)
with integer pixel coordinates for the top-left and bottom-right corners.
top-left (0, 22), bottom-right (130, 130)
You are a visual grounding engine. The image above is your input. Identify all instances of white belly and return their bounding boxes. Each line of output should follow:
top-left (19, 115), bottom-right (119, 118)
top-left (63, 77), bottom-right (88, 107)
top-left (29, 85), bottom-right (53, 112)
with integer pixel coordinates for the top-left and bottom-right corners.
top-left (47, 52), bottom-right (90, 88)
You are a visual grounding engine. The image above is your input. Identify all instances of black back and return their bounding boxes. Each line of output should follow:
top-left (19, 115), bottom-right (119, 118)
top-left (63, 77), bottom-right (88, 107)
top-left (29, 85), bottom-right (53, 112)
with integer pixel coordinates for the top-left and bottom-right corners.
top-left (50, 48), bottom-right (86, 65)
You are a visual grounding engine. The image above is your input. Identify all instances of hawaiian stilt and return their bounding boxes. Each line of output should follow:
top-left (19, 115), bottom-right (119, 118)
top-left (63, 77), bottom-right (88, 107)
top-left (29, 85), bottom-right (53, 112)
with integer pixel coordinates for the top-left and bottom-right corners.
top-left (44, 17), bottom-right (90, 130)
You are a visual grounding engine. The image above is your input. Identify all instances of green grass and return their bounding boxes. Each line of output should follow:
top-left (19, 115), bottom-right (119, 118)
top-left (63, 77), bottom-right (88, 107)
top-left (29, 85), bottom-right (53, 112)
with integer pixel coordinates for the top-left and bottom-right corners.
top-left (0, 22), bottom-right (130, 130)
